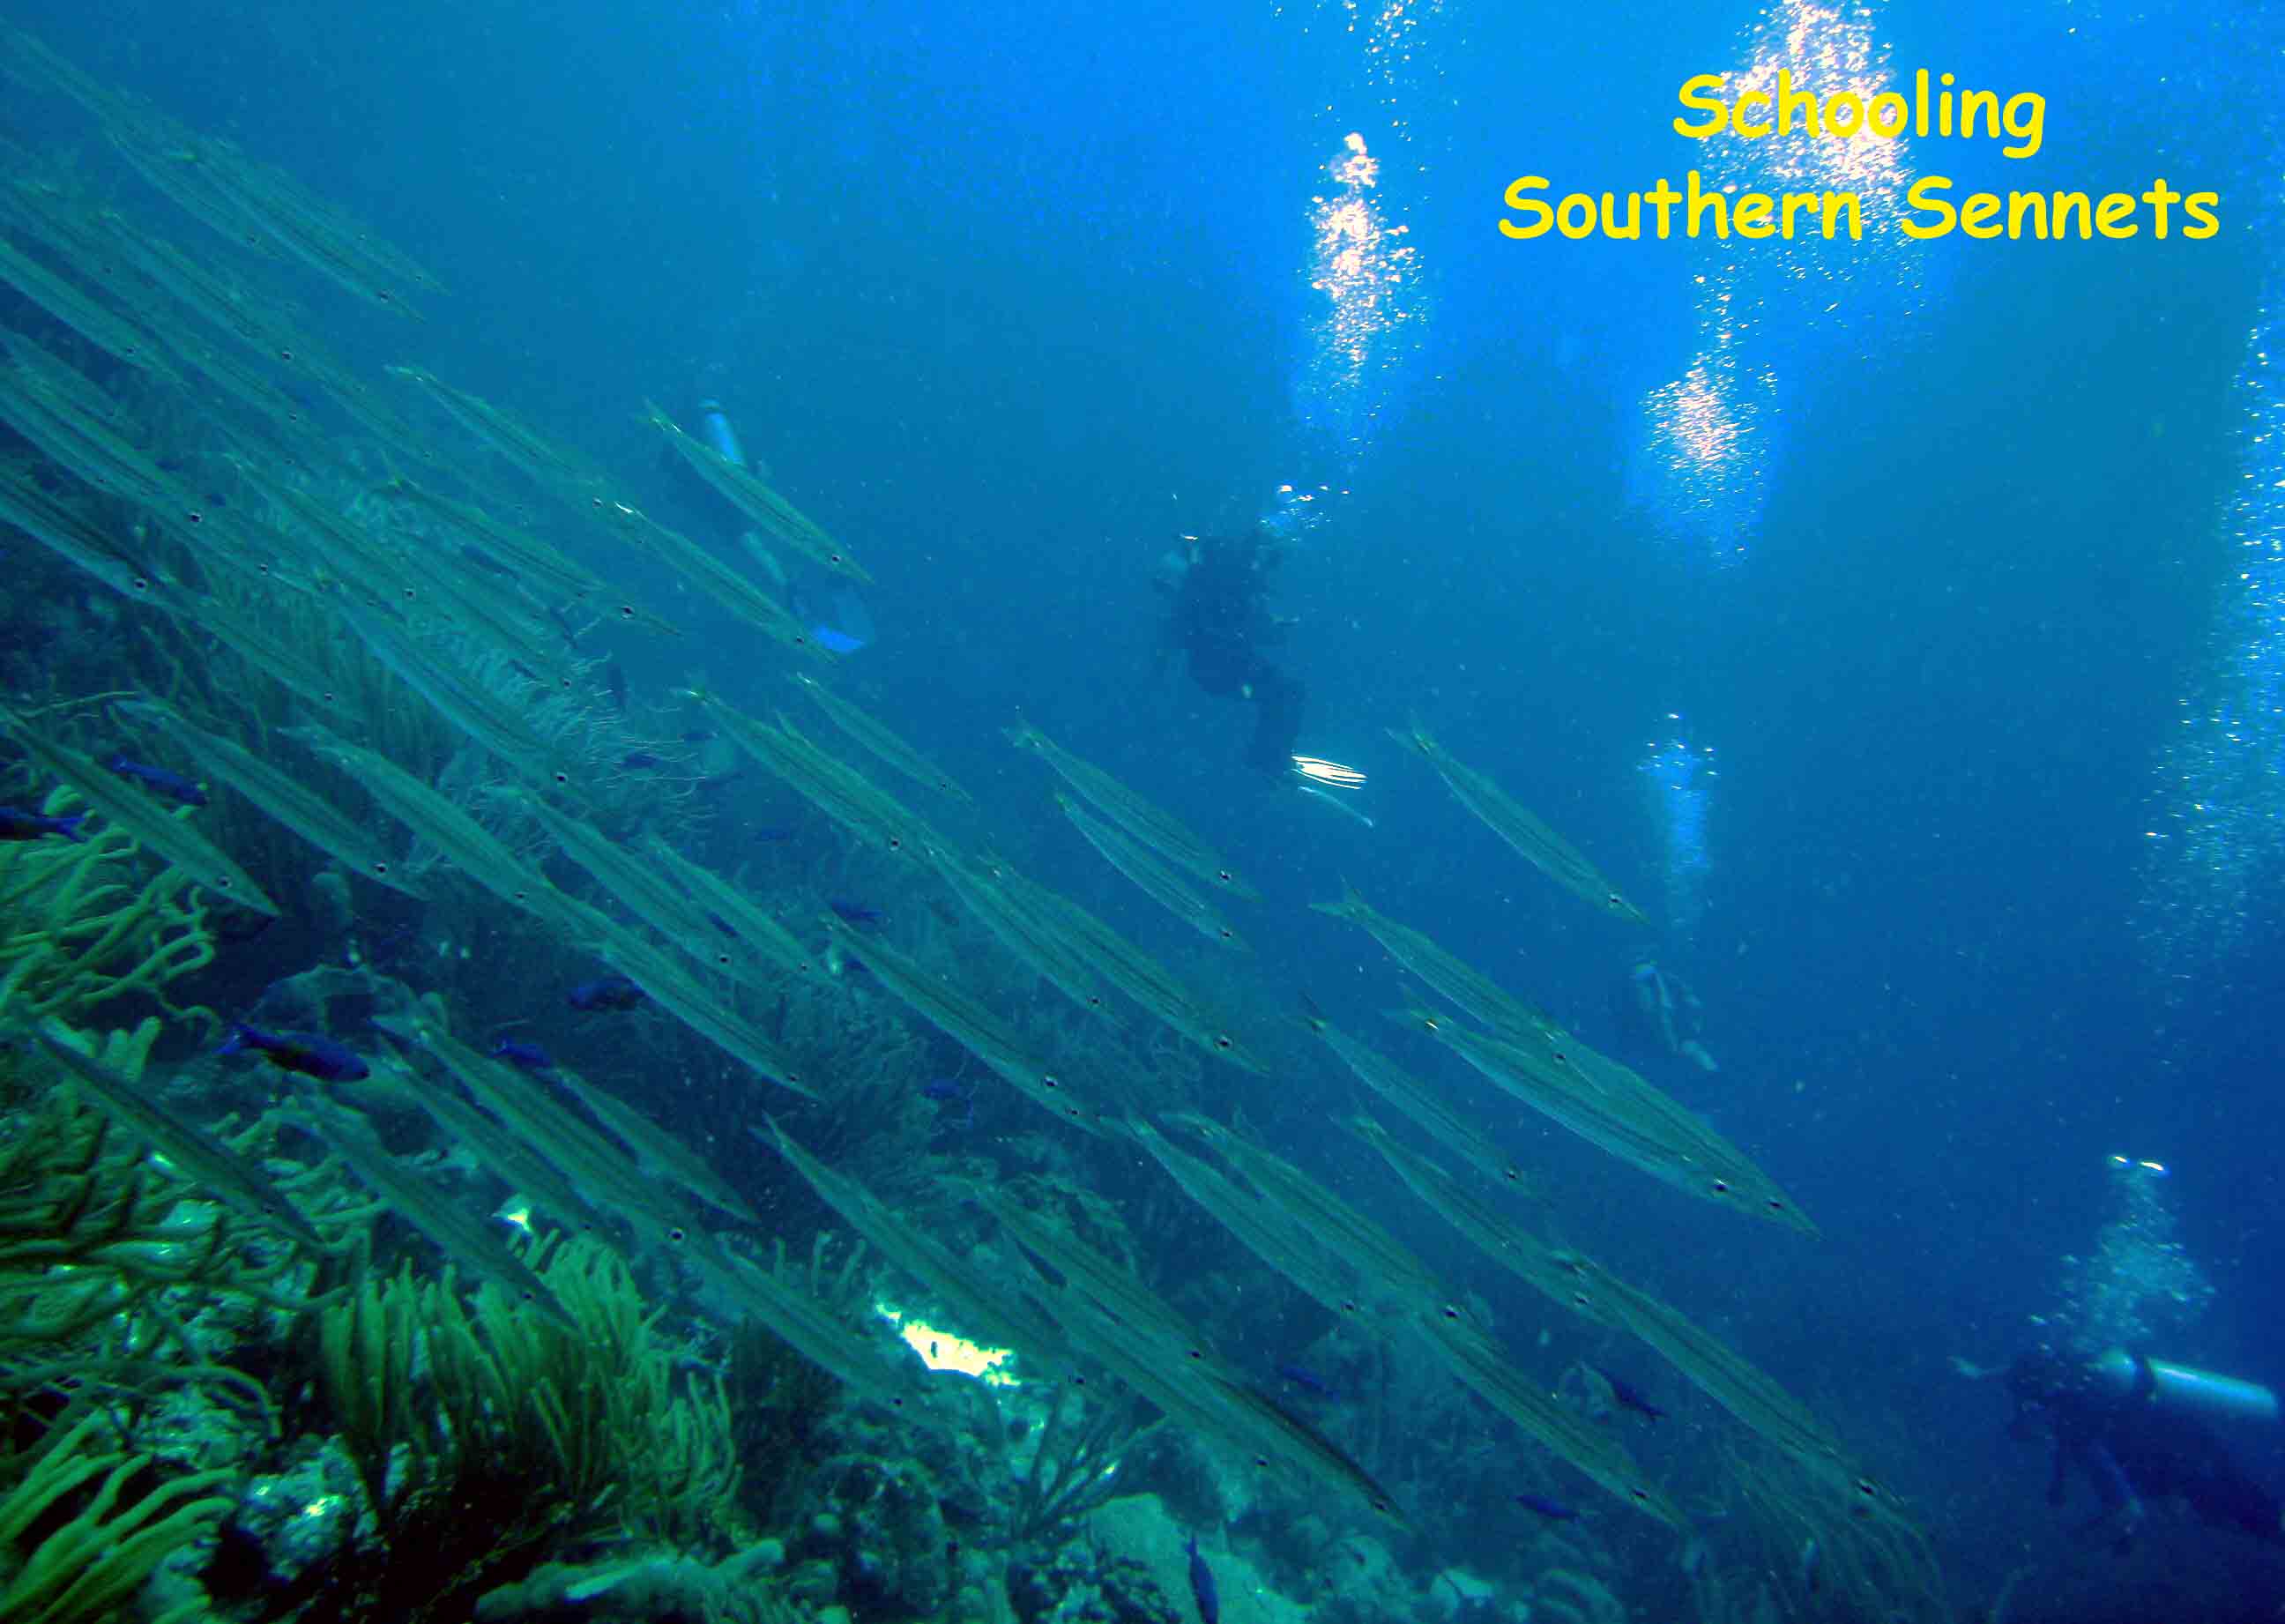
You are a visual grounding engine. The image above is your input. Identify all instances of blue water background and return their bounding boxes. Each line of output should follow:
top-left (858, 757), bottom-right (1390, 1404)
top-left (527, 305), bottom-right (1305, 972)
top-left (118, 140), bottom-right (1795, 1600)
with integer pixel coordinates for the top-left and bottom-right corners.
top-left (14, 0), bottom-right (2285, 1605)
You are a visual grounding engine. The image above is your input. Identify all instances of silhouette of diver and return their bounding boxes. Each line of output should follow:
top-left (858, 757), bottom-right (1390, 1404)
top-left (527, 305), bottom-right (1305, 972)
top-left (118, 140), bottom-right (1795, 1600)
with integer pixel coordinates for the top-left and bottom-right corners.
top-left (1154, 527), bottom-right (1305, 776)
top-left (2006, 1345), bottom-right (2285, 1553)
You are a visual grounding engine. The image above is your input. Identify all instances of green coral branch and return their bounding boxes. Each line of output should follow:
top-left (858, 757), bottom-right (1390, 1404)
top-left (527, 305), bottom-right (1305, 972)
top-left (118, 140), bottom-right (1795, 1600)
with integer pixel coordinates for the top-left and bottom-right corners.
top-left (0, 792), bottom-right (219, 1030)
top-left (0, 1412), bottom-right (234, 1624)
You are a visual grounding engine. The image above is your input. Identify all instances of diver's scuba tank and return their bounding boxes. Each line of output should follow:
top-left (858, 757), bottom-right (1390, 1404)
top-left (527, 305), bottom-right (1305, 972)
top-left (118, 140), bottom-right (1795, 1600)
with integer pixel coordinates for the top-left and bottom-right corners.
top-left (694, 398), bottom-right (747, 469)
top-left (2087, 1347), bottom-right (2281, 1427)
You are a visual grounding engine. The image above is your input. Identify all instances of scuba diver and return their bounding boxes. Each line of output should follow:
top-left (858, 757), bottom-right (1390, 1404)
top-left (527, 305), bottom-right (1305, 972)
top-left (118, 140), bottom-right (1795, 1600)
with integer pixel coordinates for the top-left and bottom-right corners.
top-left (2002, 1345), bottom-right (2285, 1553)
top-left (1612, 958), bottom-right (1717, 1072)
top-left (1153, 526), bottom-right (1306, 777)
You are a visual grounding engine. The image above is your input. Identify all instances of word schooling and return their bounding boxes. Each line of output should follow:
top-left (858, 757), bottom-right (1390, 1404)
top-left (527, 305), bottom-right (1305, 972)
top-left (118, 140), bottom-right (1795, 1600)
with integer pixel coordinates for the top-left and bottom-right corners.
top-left (1498, 71), bottom-right (2220, 243)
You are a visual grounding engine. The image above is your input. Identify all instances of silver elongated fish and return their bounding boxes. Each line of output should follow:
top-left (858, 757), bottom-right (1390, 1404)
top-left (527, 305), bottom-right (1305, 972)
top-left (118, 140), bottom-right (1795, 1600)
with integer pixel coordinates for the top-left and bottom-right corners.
top-left (819, 914), bottom-right (1101, 1132)
top-left (288, 1094), bottom-right (576, 1327)
top-left (644, 401), bottom-right (868, 583)
top-left (762, 1118), bottom-right (1061, 1355)
top-left (1055, 791), bottom-right (1247, 950)
top-left (1008, 719), bottom-right (1256, 900)
top-left (130, 701), bottom-right (428, 899)
top-left (36, 1022), bottom-right (325, 1251)
top-left (1402, 1006), bottom-right (1817, 1236)
top-left (588, 924), bottom-right (815, 1099)
top-left (791, 672), bottom-right (971, 803)
top-left (0, 703), bottom-right (280, 915)
top-left (552, 1069), bottom-right (759, 1226)
top-left (1390, 719), bottom-right (1649, 925)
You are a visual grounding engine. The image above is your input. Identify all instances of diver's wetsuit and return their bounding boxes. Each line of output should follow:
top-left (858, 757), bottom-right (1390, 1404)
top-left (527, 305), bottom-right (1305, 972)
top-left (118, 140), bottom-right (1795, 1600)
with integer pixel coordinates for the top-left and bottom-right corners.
top-left (2011, 1351), bottom-right (2285, 1550)
top-left (1163, 530), bottom-right (1305, 773)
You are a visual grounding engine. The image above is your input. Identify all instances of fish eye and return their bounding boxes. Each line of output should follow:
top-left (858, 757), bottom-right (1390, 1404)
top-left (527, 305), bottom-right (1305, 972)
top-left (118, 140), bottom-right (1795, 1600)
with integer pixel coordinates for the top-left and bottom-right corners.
top-left (1440, 1304), bottom-right (1460, 1320)
top-left (376, 290), bottom-right (392, 302)
top-left (619, 605), bottom-right (636, 618)
top-left (218, 876), bottom-right (233, 889)
top-left (1766, 1198), bottom-right (1785, 1211)
top-left (1339, 1299), bottom-right (1359, 1313)
top-left (1187, 1348), bottom-right (1202, 1360)
top-left (187, 510), bottom-right (203, 525)
top-left (1214, 1035), bottom-right (1232, 1050)
top-left (278, 349), bottom-right (294, 361)
top-left (667, 1226), bottom-right (686, 1243)
top-left (1218, 869), bottom-right (1232, 883)
top-left (553, 771), bottom-right (569, 785)
top-left (371, 861), bottom-right (389, 875)
top-left (1710, 1179), bottom-right (1732, 1195)
top-left (888, 837), bottom-right (903, 850)
top-left (131, 577), bottom-right (149, 591)
top-left (1042, 1074), bottom-right (1060, 1089)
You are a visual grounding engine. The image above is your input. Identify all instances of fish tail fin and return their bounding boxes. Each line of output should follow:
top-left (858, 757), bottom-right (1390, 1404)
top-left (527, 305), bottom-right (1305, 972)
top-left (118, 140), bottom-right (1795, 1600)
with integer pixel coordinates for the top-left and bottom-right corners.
top-left (56, 812), bottom-right (88, 843)
top-left (215, 1023), bottom-right (253, 1057)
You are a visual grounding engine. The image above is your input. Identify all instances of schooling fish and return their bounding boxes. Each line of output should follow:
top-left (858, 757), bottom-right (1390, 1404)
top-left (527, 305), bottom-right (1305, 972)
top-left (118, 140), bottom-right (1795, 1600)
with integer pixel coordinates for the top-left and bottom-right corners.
top-left (1594, 1366), bottom-right (1667, 1422)
top-left (568, 974), bottom-right (647, 1012)
top-left (1185, 1536), bottom-right (1219, 1624)
top-left (106, 756), bottom-right (207, 807)
top-left (218, 1023), bottom-right (369, 1082)
top-left (0, 805), bottom-right (86, 843)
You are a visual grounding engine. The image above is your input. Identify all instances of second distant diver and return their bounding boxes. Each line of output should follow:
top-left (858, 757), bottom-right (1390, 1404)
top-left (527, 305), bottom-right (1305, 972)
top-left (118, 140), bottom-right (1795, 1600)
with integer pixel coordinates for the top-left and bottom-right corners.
top-left (1613, 958), bottom-right (1717, 1072)
top-left (1153, 526), bottom-right (1306, 777)
top-left (2003, 1345), bottom-right (2285, 1553)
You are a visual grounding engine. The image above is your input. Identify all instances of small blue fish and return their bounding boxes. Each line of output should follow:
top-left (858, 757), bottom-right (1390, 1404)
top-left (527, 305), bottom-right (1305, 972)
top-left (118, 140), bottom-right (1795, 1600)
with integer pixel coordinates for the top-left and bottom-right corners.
top-left (106, 756), bottom-right (207, 807)
top-left (568, 975), bottom-right (646, 1012)
top-left (1276, 1363), bottom-right (1337, 1399)
top-left (1594, 1366), bottom-right (1666, 1422)
top-left (922, 1076), bottom-right (975, 1130)
top-left (0, 806), bottom-right (86, 843)
top-left (620, 750), bottom-right (665, 771)
top-left (218, 1023), bottom-right (369, 1082)
top-left (829, 898), bottom-right (884, 927)
top-left (1185, 1536), bottom-right (1218, 1624)
top-left (1515, 1492), bottom-right (1581, 1522)
top-left (488, 1037), bottom-right (555, 1072)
